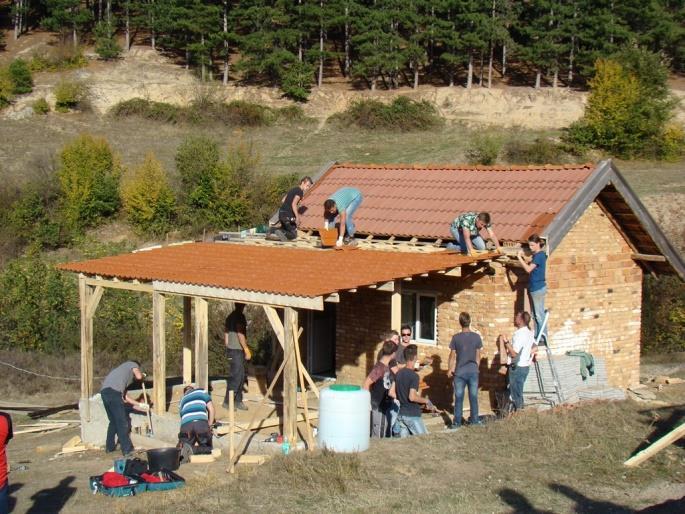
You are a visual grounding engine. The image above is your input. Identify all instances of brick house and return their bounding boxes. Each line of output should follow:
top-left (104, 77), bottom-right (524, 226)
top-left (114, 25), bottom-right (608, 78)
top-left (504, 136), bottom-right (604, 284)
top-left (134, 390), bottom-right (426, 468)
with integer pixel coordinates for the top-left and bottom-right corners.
top-left (297, 160), bottom-right (684, 405)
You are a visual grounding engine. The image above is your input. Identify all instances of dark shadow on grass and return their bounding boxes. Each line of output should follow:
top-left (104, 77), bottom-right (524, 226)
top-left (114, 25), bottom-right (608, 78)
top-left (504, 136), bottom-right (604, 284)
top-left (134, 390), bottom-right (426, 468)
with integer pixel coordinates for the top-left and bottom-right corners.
top-left (9, 482), bottom-right (23, 513)
top-left (632, 406), bottom-right (685, 455)
top-left (26, 476), bottom-right (76, 514)
top-left (498, 488), bottom-right (555, 513)
top-left (550, 483), bottom-right (633, 513)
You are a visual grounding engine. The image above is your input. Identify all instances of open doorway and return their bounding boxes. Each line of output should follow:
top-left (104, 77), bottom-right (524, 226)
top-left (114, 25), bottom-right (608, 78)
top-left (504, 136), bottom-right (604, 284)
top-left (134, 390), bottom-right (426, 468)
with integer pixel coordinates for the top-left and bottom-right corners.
top-left (306, 303), bottom-right (336, 377)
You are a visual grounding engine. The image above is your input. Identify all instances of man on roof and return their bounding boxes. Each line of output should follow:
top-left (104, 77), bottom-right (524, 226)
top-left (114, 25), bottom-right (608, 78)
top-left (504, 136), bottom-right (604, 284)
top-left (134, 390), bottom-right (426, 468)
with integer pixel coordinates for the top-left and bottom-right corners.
top-left (277, 176), bottom-right (313, 240)
top-left (323, 187), bottom-right (363, 247)
top-left (447, 211), bottom-right (502, 255)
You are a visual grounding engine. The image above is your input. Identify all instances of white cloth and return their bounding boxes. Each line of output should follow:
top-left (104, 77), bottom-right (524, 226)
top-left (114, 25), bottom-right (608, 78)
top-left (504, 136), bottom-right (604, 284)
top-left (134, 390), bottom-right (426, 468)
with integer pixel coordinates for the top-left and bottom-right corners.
top-left (512, 326), bottom-right (535, 367)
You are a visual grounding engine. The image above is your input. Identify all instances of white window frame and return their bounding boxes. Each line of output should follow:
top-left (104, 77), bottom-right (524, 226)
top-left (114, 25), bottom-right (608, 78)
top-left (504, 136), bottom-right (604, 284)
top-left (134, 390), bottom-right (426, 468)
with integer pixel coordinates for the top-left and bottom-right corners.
top-left (401, 291), bottom-right (438, 345)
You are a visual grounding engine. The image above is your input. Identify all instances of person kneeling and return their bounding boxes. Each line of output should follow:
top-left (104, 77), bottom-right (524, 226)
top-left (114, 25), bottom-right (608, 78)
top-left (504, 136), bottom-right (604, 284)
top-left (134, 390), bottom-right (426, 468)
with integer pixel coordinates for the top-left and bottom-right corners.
top-left (178, 385), bottom-right (215, 461)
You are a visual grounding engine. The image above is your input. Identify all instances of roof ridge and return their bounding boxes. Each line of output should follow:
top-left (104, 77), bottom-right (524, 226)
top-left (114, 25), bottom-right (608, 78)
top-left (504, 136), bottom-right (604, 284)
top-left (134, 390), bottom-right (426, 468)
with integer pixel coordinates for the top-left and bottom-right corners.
top-left (335, 162), bottom-right (595, 171)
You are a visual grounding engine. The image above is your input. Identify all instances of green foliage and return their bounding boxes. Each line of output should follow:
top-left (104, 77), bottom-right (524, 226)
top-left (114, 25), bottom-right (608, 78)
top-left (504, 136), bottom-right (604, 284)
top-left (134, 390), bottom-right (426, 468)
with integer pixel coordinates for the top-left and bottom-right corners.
top-left (57, 134), bottom-right (121, 230)
top-left (566, 50), bottom-right (678, 159)
top-left (32, 97), bottom-right (51, 115)
top-left (657, 123), bottom-right (685, 161)
top-left (8, 59), bottom-right (33, 94)
top-left (502, 137), bottom-right (572, 165)
top-left (642, 275), bottom-right (685, 353)
top-left (28, 44), bottom-right (87, 72)
top-left (0, 67), bottom-right (13, 108)
top-left (280, 60), bottom-right (315, 102)
top-left (330, 97), bottom-right (442, 131)
top-left (110, 98), bottom-right (181, 123)
top-left (0, 256), bottom-right (79, 352)
top-left (54, 79), bottom-right (88, 112)
top-left (122, 153), bottom-right (176, 235)
top-left (7, 190), bottom-right (62, 250)
top-left (94, 21), bottom-right (122, 60)
top-left (465, 134), bottom-right (502, 165)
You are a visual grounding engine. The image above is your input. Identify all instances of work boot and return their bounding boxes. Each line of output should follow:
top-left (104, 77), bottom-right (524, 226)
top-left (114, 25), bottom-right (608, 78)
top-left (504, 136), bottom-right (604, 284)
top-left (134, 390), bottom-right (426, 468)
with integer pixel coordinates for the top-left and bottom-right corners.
top-left (235, 401), bottom-right (248, 411)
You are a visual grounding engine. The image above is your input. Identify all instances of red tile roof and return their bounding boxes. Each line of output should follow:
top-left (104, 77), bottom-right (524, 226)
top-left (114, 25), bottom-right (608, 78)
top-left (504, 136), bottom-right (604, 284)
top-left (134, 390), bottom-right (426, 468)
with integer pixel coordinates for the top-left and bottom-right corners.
top-left (299, 163), bottom-right (596, 241)
top-left (59, 243), bottom-right (495, 298)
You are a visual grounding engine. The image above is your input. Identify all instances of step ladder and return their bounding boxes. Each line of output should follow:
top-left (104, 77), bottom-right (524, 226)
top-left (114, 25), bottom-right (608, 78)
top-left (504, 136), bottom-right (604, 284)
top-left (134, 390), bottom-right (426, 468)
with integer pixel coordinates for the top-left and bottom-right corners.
top-left (533, 310), bottom-right (565, 405)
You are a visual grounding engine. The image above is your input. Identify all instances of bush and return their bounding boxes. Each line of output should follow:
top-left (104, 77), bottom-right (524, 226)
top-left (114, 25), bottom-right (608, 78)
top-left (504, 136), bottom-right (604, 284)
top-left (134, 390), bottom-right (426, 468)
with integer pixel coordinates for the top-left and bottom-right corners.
top-left (57, 134), bottom-right (121, 230)
top-left (280, 60), bottom-right (315, 102)
top-left (215, 100), bottom-right (274, 126)
top-left (330, 97), bottom-right (442, 131)
top-left (0, 67), bottom-right (14, 107)
top-left (502, 137), bottom-right (570, 164)
top-left (656, 123), bottom-right (685, 161)
top-left (7, 190), bottom-right (62, 250)
top-left (8, 59), bottom-right (33, 94)
top-left (33, 97), bottom-right (50, 115)
top-left (465, 135), bottom-right (501, 165)
top-left (94, 22), bottom-right (122, 60)
top-left (122, 153), bottom-right (176, 235)
top-left (54, 79), bottom-right (88, 112)
top-left (28, 44), bottom-right (87, 72)
top-left (110, 98), bottom-right (181, 123)
top-left (642, 275), bottom-right (685, 353)
top-left (275, 105), bottom-right (313, 124)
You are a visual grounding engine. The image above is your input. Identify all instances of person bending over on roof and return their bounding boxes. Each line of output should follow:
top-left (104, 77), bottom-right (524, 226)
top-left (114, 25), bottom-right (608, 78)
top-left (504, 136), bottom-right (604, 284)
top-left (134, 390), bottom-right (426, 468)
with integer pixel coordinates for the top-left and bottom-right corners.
top-left (178, 384), bottom-right (215, 460)
top-left (278, 176), bottom-right (313, 240)
top-left (100, 360), bottom-right (147, 457)
top-left (363, 341), bottom-right (397, 438)
top-left (517, 234), bottom-right (548, 343)
top-left (448, 212), bottom-right (501, 255)
top-left (223, 303), bottom-right (251, 411)
top-left (323, 187), bottom-right (363, 247)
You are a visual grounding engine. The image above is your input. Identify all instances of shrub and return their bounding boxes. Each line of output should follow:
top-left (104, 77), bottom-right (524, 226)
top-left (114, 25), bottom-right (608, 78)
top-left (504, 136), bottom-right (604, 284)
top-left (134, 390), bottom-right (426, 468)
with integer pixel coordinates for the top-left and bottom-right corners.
top-left (656, 123), bottom-right (685, 161)
top-left (94, 22), bottom-right (122, 60)
top-left (280, 60), bottom-right (315, 102)
top-left (122, 153), bottom-right (176, 235)
top-left (216, 100), bottom-right (274, 126)
top-left (110, 98), bottom-right (180, 123)
top-left (502, 137), bottom-right (569, 164)
top-left (0, 67), bottom-right (14, 107)
top-left (642, 275), bottom-right (685, 353)
top-left (8, 59), bottom-right (33, 94)
top-left (7, 190), bottom-right (62, 250)
top-left (28, 44), bottom-right (87, 72)
top-left (57, 134), bottom-right (121, 230)
top-left (465, 134), bottom-right (501, 165)
top-left (331, 97), bottom-right (442, 131)
top-left (275, 105), bottom-right (313, 124)
top-left (54, 79), bottom-right (88, 112)
top-left (33, 97), bottom-right (50, 114)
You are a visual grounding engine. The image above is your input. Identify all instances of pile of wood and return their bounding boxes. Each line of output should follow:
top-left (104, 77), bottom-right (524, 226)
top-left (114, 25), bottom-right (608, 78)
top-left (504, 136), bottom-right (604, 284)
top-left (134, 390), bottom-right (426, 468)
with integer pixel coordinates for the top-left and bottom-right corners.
top-left (15, 420), bottom-right (79, 435)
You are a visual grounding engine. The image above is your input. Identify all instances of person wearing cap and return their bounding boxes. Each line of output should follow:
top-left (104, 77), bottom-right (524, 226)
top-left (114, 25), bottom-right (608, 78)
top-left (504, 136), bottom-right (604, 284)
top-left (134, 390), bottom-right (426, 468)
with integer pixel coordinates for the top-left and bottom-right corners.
top-left (100, 360), bottom-right (146, 457)
top-left (323, 187), bottom-right (363, 247)
top-left (178, 384), bottom-right (215, 457)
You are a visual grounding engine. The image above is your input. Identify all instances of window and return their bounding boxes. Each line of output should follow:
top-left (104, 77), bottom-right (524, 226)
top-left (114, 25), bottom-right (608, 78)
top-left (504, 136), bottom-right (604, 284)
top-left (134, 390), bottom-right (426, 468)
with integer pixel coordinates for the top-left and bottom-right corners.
top-left (401, 292), bottom-right (437, 344)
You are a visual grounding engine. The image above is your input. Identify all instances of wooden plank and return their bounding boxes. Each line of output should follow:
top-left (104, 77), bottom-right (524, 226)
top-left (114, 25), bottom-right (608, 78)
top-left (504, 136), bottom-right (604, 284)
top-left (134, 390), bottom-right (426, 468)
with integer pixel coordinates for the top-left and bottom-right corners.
top-left (79, 275), bottom-right (94, 422)
top-left (631, 253), bottom-right (667, 262)
top-left (86, 286), bottom-right (104, 320)
top-left (63, 435), bottom-right (81, 449)
top-left (15, 423), bottom-right (69, 435)
top-left (624, 423), bottom-right (685, 467)
top-left (324, 293), bottom-right (340, 303)
top-left (152, 291), bottom-right (166, 415)
top-left (238, 454), bottom-right (268, 465)
top-left (194, 297), bottom-right (209, 390)
top-left (182, 296), bottom-right (192, 384)
top-left (283, 308), bottom-right (298, 445)
top-left (292, 316), bottom-right (315, 450)
top-left (85, 277), bottom-right (153, 293)
top-left (391, 283), bottom-right (401, 332)
top-left (444, 267), bottom-right (462, 277)
top-left (228, 390), bottom-right (235, 474)
top-left (376, 281), bottom-right (395, 292)
top-left (190, 454), bottom-right (216, 464)
top-left (215, 412), bottom-right (319, 434)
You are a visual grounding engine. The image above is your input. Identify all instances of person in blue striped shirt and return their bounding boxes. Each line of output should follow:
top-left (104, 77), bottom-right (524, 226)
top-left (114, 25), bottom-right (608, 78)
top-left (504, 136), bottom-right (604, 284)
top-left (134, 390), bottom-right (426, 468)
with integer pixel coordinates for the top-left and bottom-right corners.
top-left (178, 385), bottom-right (215, 455)
top-left (324, 187), bottom-right (363, 247)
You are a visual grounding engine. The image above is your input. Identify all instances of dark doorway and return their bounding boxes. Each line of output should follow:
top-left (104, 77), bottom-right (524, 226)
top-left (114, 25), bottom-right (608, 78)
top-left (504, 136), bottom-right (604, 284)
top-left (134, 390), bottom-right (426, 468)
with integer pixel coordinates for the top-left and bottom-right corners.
top-left (306, 303), bottom-right (336, 377)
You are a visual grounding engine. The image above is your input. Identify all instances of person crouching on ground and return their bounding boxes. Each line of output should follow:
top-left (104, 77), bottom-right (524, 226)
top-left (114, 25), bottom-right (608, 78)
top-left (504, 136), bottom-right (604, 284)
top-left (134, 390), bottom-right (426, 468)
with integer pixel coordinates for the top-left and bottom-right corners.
top-left (363, 341), bottom-right (397, 438)
top-left (100, 360), bottom-right (147, 457)
top-left (390, 344), bottom-right (434, 437)
top-left (500, 311), bottom-right (536, 411)
top-left (323, 187), bottom-right (363, 247)
top-left (448, 312), bottom-right (483, 428)
top-left (178, 384), bottom-right (215, 459)
top-left (277, 176), bottom-right (313, 240)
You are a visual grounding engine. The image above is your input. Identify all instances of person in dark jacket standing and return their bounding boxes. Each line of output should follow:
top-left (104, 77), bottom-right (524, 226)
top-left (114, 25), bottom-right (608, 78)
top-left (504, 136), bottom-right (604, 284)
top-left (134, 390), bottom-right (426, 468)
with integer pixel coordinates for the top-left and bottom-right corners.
top-left (100, 360), bottom-right (146, 457)
top-left (223, 303), bottom-right (251, 411)
top-left (277, 176), bottom-right (313, 240)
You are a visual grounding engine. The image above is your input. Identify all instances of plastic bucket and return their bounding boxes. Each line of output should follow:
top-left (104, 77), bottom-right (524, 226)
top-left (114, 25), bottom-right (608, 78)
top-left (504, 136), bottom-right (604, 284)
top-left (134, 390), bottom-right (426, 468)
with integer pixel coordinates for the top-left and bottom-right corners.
top-left (317, 384), bottom-right (370, 452)
top-left (147, 448), bottom-right (180, 472)
top-left (320, 228), bottom-right (339, 247)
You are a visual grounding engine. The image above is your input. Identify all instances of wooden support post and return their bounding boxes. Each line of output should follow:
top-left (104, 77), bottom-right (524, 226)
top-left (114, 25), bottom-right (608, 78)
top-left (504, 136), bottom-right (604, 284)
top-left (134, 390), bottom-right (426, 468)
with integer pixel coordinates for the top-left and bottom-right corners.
top-left (292, 316), bottom-right (315, 450)
top-left (152, 291), bottom-right (167, 416)
top-left (194, 297), bottom-right (209, 390)
top-left (624, 423), bottom-right (685, 467)
top-left (79, 276), bottom-right (95, 422)
top-left (182, 296), bottom-right (192, 385)
top-left (283, 307), bottom-right (298, 444)
top-left (391, 281), bottom-right (402, 332)
top-left (228, 390), bottom-right (235, 474)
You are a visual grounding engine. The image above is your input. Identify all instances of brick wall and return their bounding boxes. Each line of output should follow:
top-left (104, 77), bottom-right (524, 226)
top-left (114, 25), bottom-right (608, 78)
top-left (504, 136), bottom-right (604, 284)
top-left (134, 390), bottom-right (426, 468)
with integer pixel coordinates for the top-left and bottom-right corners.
top-left (334, 201), bottom-right (643, 407)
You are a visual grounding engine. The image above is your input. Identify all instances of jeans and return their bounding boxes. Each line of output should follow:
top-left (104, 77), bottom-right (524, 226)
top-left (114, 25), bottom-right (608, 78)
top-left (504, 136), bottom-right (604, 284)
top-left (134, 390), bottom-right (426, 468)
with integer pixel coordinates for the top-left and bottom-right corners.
top-left (344, 193), bottom-right (363, 237)
top-left (396, 414), bottom-right (428, 437)
top-left (449, 225), bottom-right (485, 253)
top-left (370, 405), bottom-right (391, 438)
top-left (529, 287), bottom-right (548, 341)
top-left (509, 365), bottom-right (530, 410)
top-left (101, 387), bottom-right (134, 455)
top-left (225, 348), bottom-right (245, 404)
top-left (454, 372), bottom-right (479, 425)
top-left (179, 420), bottom-right (213, 454)
top-left (389, 400), bottom-right (400, 436)
top-left (0, 481), bottom-right (8, 514)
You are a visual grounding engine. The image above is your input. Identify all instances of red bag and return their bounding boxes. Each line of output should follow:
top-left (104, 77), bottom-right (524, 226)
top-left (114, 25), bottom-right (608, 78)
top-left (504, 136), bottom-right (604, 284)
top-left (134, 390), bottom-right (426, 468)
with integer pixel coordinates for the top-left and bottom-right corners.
top-left (101, 472), bottom-right (131, 488)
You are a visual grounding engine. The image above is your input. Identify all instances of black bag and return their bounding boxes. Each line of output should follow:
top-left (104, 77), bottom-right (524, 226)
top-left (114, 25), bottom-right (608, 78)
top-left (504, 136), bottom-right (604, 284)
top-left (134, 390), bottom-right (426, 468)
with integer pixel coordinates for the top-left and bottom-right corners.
top-left (123, 458), bottom-right (148, 476)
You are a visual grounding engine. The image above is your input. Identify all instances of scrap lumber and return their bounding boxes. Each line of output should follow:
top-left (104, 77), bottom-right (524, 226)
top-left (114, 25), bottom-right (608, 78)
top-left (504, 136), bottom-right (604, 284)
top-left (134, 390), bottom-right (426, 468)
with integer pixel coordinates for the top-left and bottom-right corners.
top-left (27, 403), bottom-right (79, 419)
top-left (190, 454), bottom-right (216, 464)
top-left (624, 422), bottom-right (685, 467)
top-left (215, 412), bottom-right (319, 435)
top-left (15, 422), bottom-right (70, 435)
top-left (238, 454), bottom-right (268, 465)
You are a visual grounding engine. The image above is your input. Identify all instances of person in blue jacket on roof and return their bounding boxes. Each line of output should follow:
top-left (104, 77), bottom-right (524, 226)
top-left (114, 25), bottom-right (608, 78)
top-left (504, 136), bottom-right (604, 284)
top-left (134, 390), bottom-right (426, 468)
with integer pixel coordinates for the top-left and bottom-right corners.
top-left (323, 187), bottom-right (363, 247)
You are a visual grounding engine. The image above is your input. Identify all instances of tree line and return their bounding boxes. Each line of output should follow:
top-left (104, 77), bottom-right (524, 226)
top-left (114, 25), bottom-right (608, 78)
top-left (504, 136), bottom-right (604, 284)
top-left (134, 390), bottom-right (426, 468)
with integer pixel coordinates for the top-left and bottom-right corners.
top-left (8, 0), bottom-right (685, 99)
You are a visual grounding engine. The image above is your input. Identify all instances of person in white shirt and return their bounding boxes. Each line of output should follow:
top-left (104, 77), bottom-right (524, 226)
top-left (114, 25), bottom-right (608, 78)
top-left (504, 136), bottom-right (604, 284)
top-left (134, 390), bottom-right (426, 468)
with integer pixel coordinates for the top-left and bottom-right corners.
top-left (500, 311), bottom-right (537, 411)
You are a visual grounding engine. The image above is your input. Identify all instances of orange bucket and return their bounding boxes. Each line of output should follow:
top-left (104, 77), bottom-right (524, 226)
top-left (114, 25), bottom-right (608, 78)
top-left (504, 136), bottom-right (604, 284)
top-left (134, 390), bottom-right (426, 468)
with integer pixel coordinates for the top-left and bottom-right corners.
top-left (319, 228), bottom-right (339, 247)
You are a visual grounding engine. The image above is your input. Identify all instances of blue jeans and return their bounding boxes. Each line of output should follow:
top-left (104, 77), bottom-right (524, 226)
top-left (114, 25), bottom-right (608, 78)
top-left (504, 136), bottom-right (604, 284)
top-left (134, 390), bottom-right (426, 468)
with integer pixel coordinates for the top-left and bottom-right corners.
top-left (344, 193), bottom-right (363, 237)
top-left (396, 414), bottom-right (428, 437)
top-left (454, 372), bottom-right (479, 425)
top-left (448, 225), bottom-right (485, 253)
top-left (0, 481), bottom-right (8, 514)
top-left (529, 287), bottom-right (548, 341)
top-left (101, 387), bottom-right (134, 455)
top-left (389, 400), bottom-right (400, 436)
top-left (509, 365), bottom-right (530, 410)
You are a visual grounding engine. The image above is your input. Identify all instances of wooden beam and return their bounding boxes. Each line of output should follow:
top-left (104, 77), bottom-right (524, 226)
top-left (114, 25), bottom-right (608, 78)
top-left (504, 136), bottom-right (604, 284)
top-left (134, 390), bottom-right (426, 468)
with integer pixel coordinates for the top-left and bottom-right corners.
top-left (86, 286), bottom-right (104, 320)
top-left (631, 253), bottom-right (667, 263)
top-left (283, 308), bottom-right (299, 444)
top-left (79, 275), bottom-right (94, 423)
top-left (624, 423), bottom-right (685, 467)
top-left (324, 293), bottom-right (340, 303)
top-left (152, 281), bottom-right (324, 311)
top-left (292, 316), bottom-right (315, 450)
top-left (347, 288), bottom-right (357, 293)
top-left (403, 277), bottom-right (413, 281)
top-left (376, 281), bottom-right (395, 292)
top-left (152, 291), bottom-right (166, 416)
top-left (194, 297), bottom-right (209, 390)
top-left (182, 296), bottom-right (192, 385)
top-left (444, 267), bottom-right (462, 277)
top-left (85, 277), bottom-right (153, 293)
top-left (391, 281), bottom-right (402, 332)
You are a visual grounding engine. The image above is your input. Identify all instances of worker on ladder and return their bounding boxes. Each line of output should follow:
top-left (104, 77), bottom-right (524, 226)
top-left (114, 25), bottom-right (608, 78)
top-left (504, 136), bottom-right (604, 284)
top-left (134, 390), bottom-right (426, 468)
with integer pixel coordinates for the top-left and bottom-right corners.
top-left (517, 234), bottom-right (548, 343)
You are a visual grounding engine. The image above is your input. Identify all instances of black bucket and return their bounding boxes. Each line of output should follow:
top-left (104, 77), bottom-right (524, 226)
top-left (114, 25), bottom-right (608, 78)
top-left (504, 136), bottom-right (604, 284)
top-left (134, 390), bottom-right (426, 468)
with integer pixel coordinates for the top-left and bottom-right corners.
top-left (147, 447), bottom-right (180, 472)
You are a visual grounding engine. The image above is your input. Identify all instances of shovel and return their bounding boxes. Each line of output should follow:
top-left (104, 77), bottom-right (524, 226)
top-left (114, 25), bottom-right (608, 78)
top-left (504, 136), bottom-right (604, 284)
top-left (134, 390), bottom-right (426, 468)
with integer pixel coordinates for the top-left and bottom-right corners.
top-left (141, 380), bottom-right (154, 437)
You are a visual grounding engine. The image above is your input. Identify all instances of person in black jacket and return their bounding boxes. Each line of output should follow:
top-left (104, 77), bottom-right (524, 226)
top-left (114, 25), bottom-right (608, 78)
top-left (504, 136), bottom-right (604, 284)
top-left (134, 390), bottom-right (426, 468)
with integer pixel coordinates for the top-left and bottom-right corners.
top-left (277, 176), bottom-right (313, 240)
